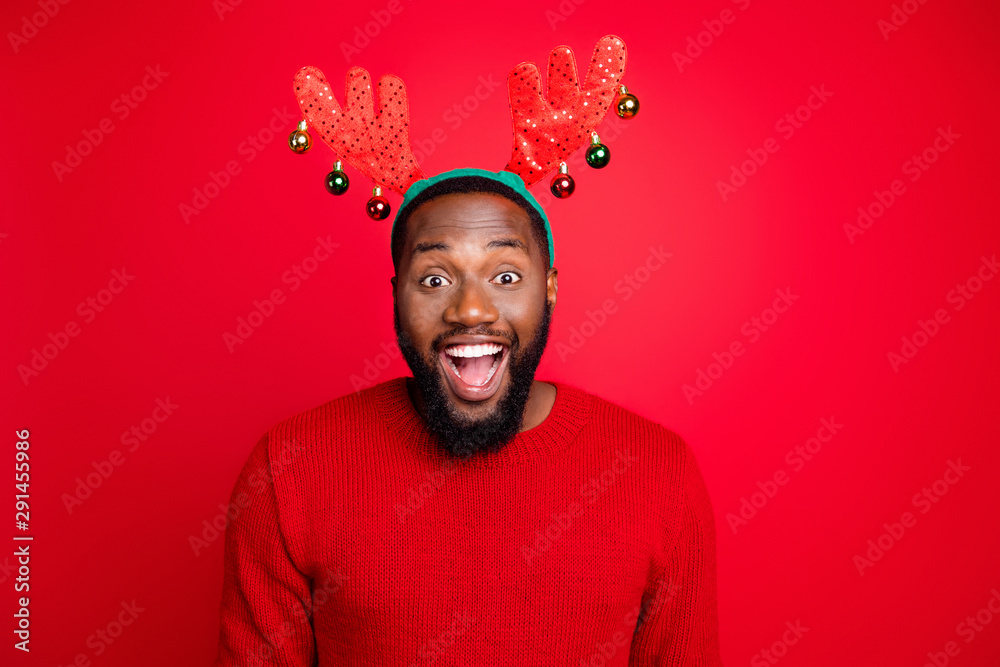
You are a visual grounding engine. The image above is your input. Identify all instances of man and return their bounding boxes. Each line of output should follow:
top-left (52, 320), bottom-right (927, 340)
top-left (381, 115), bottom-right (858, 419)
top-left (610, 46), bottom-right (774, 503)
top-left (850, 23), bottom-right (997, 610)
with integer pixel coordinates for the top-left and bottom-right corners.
top-left (213, 170), bottom-right (723, 665)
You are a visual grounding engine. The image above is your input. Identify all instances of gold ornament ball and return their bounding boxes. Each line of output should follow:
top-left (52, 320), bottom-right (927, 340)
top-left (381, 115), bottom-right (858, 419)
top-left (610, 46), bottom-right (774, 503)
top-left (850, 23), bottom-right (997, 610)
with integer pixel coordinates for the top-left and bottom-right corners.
top-left (616, 93), bottom-right (640, 119)
top-left (288, 129), bottom-right (311, 153)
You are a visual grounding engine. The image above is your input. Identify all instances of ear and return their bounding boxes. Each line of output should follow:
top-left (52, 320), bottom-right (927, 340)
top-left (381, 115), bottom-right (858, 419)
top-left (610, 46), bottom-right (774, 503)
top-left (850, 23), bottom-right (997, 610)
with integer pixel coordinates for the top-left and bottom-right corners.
top-left (545, 267), bottom-right (558, 311)
top-left (390, 275), bottom-right (397, 307)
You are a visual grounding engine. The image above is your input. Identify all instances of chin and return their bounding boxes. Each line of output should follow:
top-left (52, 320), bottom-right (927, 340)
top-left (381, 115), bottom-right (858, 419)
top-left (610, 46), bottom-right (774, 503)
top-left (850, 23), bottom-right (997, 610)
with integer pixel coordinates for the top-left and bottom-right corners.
top-left (393, 301), bottom-right (551, 460)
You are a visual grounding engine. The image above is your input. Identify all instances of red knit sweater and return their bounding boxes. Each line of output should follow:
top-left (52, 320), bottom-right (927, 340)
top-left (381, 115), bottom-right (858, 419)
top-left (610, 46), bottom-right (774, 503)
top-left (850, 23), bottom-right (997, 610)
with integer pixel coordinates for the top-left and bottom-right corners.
top-left (213, 377), bottom-right (723, 666)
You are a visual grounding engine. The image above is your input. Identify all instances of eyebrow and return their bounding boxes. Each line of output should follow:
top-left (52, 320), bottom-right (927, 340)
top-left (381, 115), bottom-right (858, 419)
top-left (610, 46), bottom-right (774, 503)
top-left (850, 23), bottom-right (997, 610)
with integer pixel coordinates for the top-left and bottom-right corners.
top-left (411, 237), bottom-right (529, 257)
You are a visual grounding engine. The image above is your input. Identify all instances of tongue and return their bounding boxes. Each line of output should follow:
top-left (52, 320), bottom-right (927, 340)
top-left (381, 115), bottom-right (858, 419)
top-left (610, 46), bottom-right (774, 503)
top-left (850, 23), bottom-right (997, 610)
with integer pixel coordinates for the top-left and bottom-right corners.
top-left (454, 354), bottom-right (496, 386)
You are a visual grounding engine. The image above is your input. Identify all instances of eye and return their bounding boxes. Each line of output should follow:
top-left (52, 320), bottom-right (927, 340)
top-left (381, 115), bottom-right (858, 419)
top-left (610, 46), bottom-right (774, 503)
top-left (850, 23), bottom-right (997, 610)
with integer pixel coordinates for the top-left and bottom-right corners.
top-left (493, 272), bottom-right (521, 285)
top-left (419, 275), bottom-right (451, 288)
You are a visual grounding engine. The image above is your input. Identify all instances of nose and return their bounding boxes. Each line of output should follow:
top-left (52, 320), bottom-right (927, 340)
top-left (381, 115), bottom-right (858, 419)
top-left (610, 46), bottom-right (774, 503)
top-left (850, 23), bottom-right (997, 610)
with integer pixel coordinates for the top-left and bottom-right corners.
top-left (444, 279), bottom-right (499, 328)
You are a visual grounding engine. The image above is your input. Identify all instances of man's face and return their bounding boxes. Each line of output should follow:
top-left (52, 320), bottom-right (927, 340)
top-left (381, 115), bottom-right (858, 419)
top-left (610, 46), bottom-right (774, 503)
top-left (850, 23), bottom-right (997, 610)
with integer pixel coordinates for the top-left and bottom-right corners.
top-left (392, 191), bottom-right (558, 459)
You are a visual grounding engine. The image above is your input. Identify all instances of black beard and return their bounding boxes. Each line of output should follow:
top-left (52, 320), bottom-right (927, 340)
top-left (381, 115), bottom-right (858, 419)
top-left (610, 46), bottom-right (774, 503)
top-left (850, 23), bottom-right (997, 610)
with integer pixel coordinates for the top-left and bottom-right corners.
top-left (393, 301), bottom-right (552, 461)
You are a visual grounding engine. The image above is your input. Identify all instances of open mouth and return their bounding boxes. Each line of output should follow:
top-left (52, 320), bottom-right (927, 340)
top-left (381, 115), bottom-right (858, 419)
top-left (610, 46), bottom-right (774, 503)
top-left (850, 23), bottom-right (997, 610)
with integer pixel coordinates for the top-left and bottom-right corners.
top-left (439, 342), bottom-right (510, 402)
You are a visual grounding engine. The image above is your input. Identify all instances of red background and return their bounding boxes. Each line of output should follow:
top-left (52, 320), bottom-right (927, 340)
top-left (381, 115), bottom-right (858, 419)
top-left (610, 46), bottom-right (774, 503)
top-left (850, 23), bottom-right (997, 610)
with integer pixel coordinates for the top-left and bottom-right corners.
top-left (3, 0), bottom-right (999, 664)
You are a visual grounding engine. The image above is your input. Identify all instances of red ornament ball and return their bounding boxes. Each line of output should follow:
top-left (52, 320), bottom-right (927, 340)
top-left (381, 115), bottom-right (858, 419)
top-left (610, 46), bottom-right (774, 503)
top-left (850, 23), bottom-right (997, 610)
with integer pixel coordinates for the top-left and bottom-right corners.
top-left (550, 172), bottom-right (575, 199)
top-left (366, 195), bottom-right (391, 220)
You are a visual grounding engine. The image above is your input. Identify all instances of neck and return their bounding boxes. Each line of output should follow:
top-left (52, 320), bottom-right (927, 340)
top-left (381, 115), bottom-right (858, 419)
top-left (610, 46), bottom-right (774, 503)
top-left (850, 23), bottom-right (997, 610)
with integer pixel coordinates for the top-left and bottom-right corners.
top-left (520, 380), bottom-right (557, 430)
top-left (406, 378), bottom-right (556, 432)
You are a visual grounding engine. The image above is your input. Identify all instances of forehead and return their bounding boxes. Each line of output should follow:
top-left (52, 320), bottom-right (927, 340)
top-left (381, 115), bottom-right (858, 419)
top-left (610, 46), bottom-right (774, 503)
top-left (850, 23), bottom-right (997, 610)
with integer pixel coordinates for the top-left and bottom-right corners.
top-left (404, 192), bottom-right (535, 248)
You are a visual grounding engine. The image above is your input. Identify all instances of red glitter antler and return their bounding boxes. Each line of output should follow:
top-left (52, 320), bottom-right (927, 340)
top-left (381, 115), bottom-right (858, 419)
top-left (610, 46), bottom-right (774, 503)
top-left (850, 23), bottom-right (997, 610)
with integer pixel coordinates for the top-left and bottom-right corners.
top-left (293, 66), bottom-right (425, 196)
top-left (504, 35), bottom-right (628, 187)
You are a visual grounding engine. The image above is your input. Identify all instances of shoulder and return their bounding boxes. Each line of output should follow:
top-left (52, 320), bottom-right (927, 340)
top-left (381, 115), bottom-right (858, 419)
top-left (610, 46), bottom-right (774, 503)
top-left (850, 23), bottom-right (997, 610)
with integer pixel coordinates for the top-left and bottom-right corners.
top-left (556, 381), bottom-right (691, 452)
top-left (551, 380), bottom-right (703, 488)
top-left (265, 376), bottom-right (404, 439)
top-left (234, 378), bottom-right (405, 539)
top-left (269, 379), bottom-right (388, 432)
top-left (259, 377), bottom-right (404, 469)
top-left (559, 384), bottom-right (718, 535)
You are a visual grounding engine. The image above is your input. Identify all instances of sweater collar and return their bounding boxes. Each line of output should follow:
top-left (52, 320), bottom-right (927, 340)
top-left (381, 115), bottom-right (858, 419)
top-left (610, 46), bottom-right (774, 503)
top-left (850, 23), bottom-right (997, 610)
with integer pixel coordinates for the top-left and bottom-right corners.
top-left (372, 376), bottom-right (594, 468)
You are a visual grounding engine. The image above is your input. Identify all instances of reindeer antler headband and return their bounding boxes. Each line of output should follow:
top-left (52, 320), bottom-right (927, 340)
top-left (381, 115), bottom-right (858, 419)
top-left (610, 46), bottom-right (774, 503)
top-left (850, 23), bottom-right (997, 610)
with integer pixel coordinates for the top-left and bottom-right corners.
top-left (288, 34), bottom-right (640, 261)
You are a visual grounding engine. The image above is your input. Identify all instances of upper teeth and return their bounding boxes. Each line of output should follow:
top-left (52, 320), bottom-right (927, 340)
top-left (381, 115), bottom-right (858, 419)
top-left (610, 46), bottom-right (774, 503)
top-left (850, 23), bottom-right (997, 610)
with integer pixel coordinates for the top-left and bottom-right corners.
top-left (445, 343), bottom-right (503, 358)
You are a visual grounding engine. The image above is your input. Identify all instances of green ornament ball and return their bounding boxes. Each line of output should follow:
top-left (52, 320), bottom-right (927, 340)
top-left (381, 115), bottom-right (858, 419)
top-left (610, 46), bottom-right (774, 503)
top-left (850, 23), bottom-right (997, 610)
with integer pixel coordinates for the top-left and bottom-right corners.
top-left (585, 143), bottom-right (611, 169)
top-left (325, 169), bottom-right (350, 195)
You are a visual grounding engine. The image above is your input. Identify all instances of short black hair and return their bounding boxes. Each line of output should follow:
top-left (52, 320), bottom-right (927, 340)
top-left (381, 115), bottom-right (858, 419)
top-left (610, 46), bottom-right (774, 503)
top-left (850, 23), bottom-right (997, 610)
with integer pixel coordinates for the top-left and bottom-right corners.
top-left (390, 176), bottom-right (551, 273)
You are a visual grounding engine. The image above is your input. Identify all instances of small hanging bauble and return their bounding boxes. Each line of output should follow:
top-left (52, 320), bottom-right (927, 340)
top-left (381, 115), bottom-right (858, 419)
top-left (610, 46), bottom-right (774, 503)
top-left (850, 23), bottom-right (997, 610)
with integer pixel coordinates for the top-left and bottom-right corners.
top-left (325, 160), bottom-right (350, 195)
top-left (615, 85), bottom-right (640, 119)
top-left (585, 132), bottom-right (611, 169)
top-left (366, 186), bottom-right (391, 220)
top-left (288, 119), bottom-right (312, 153)
top-left (550, 162), bottom-right (575, 198)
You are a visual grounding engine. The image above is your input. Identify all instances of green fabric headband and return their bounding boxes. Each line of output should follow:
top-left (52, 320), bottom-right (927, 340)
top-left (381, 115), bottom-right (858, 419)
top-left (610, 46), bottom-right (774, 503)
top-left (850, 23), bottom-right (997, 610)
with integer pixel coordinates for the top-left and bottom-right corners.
top-left (391, 168), bottom-right (555, 266)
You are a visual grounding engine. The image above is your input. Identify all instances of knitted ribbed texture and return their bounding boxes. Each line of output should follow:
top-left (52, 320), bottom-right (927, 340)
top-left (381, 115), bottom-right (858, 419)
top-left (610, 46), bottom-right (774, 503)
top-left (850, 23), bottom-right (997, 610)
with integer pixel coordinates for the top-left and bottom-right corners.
top-left (214, 377), bottom-right (723, 666)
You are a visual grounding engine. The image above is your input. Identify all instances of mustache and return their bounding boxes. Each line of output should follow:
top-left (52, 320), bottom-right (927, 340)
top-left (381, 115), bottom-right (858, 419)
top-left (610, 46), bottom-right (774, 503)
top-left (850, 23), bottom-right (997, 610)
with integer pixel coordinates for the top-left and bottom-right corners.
top-left (431, 327), bottom-right (517, 351)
